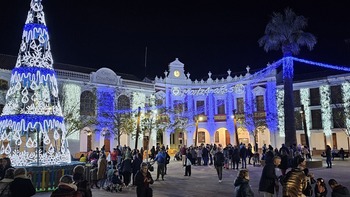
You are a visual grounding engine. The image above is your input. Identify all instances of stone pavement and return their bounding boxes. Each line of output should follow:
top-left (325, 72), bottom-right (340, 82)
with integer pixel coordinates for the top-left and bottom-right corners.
top-left (34, 157), bottom-right (350, 197)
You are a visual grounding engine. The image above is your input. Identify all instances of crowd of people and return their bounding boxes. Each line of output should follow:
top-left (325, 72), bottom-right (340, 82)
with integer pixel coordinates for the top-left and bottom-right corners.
top-left (0, 142), bottom-right (349, 197)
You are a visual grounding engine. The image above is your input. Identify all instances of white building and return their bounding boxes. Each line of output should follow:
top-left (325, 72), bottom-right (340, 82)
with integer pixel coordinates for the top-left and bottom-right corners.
top-left (1, 54), bottom-right (350, 156)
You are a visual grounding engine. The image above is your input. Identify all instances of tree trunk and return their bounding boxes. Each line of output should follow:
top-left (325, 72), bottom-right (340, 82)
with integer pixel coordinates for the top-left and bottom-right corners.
top-left (283, 56), bottom-right (296, 147)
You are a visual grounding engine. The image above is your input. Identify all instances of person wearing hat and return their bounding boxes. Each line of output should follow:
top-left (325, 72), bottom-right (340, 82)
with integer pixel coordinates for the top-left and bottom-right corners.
top-left (73, 165), bottom-right (92, 197)
top-left (51, 175), bottom-right (82, 197)
top-left (9, 167), bottom-right (36, 197)
top-left (314, 178), bottom-right (327, 197)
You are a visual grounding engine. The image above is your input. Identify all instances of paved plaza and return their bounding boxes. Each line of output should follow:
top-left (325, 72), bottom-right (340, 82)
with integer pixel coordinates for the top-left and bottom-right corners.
top-left (34, 157), bottom-right (350, 197)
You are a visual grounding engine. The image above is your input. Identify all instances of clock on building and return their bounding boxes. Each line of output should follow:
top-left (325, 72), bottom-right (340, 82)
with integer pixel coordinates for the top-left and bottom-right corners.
top-left (174, 70), bottom-right (180, 77)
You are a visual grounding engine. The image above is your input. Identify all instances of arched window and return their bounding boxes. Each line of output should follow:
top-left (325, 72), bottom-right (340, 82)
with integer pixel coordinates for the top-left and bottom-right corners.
top-left (117, 95), bottom-right (130, 111)
top-left (0, 79), bottom-right (8, 90)
top-left (80, 91), bottom-right (96, 116)
top-left (215, 131), bottom-right (220, 143)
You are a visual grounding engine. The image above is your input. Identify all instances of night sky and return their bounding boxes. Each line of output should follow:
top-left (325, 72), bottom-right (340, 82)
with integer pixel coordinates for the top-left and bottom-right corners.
top-left (1, 0), bottom-right (350, 80)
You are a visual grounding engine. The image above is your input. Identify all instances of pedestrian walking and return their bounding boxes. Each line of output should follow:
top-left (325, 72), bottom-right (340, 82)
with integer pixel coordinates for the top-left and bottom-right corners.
top-left (258, 156), bottom-right (281, 197)
top-left (214, 147), bottom-right (225, 183)
top-left (135, 162), bottom-right (154, 197)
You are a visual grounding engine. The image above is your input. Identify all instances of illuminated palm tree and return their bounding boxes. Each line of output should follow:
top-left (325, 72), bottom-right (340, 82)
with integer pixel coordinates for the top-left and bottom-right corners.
top-left (258, 8), bottom-right (316, 147)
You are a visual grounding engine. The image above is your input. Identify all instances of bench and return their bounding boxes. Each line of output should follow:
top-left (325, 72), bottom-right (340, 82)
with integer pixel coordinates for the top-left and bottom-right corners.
top-left (321, 152), bottom-right (349, 160)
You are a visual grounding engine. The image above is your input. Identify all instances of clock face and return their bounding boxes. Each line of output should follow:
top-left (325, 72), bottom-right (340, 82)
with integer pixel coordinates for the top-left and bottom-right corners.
top-left (174, 70), bottom-right (180, 77)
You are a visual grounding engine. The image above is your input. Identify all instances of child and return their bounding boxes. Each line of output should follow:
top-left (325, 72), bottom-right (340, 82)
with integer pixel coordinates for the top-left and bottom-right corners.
top-left (315, 178), bottom-right (327, 197)
top-left (234, 169), bottom-right (254, 197)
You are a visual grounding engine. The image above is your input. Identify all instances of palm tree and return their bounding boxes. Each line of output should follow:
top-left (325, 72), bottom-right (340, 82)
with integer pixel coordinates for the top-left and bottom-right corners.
top-left (258, 8), bottom-right (316, 147)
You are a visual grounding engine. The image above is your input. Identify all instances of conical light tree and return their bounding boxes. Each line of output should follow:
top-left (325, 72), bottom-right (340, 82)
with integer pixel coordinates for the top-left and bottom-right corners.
top-left (0, 0), bottom-right (71, 166)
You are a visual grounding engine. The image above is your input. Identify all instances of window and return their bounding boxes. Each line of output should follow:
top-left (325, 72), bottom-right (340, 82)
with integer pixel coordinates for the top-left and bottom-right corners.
top-left (215, 131), bottom-right (219, 143)
top-left (295, 111), bottom-right (303, 130)
top-left (236, 98), bottom-right (244, 113)
top-left (293, 90), bottom-right (301, 107)
top-left (310, 88), bottom-right (320, 106)
top-left (311, 109), bottom-right (322, 129)
top-left (198, 131), bottom-right (205, 143)
top-left (217, 99), bottom-right (225, 114)
top-left (330, 85), bottom-right (342, 104)
top-left (173, 100), bottom-right (183, 114)
top-left (196, 100), bottom-right (205, 115)
top-left (80, 91), bottom-right (96, 116)
top-left (256, 95), bottom-right (265, 112)
top-left (0, 79), bottom-right (8, 90)
top-left (117, 95), bottom-right (130, 111)
top-left (156, 99), bottom-right (163, 107)
top-left (332, 107), bottom-right (345, 128)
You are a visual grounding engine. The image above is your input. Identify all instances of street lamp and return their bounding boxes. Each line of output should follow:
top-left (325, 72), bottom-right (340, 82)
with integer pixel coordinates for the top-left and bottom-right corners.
top-left (195, 115), bottom-right (203, 147)
top-left (300, 105), bottom-right (310, 152)
top-left (232, 110), bottom-right (239, 146)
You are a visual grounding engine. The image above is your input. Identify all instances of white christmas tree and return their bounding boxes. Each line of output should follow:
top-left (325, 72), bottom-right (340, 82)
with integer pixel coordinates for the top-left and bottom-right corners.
top-left (0, 0), bottom-right (71, 166)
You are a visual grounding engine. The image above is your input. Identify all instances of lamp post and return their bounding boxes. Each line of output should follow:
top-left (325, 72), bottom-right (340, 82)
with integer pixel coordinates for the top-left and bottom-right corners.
top-left (233, 110), bottom-right (239, 146)
top-left (300, 105), bottom-right (310, 151)
top-left (194, 115), bottom-right (203, 147)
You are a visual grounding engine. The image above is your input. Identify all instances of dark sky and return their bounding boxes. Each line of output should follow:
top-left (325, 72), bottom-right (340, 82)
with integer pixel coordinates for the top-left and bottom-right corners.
top-left (1, 0), bottom-right (350, 80)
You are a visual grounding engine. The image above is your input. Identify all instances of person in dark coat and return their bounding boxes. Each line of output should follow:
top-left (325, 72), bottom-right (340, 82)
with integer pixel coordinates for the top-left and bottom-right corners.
top-left (132, 153), bottom-right (142, 186)
top-left (73, 165), bottom-right (92, 197)
top-left (51, 175), bottom-right (82, 197)
top-left (214, 147), bottom-right (225, 182)
top-left (121, 157), bottom-right (133, 186)
top-left (9, 167), bottom-right (36, 197)
top-left (184, 149), bottom-right (192, 176)
top-left (328, 179), bottom-right (350, 197)
top-left (234, 169), bottom-right (254, 197)
top-left (232, 146), bottom-right (240, 170)
top-left (325, 145), bottom-right (332, 168)
top-left (135, 162), bottom-right (154, 197)
top-left (259, 156), bottom-right (281, 197)
top-left (202, 145), bottom-right (209, 166)
top-left (240, 144), bottom-right (247, 169)
top-left (279, 149), bottom-right (289, 176)
top-left (0, 168), bottom-right (15, 197)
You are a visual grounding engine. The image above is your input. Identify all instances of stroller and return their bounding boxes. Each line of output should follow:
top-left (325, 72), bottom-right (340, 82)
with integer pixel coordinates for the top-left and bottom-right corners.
top-left (105, 169), bottom-right (124, 193)
top-left (174, 151), bottom-right (181, 161)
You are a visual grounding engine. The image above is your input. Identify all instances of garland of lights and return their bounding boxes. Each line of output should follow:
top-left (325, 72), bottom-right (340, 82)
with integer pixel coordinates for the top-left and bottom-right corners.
top-left (300, 88), bottom-right (311, 136)
top-left (62, 84), bottom-right (81, 138)
top-left (244, 84), bottom-right (255, 132)
top-left (97, 87), bottom-right (115, 140)
top-left (277, 89), bottom-right (285, 137)
top-left (320, 85), bottom-right (332, 136)
top-left (342, 82), bottom-right (350, 132)
top-left (207, 93), bottom-right (215, 134)
top-left (266, 81), bottom-right (277, 133)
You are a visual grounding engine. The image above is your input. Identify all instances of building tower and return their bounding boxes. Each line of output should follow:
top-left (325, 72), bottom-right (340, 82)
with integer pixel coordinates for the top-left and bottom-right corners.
top-left (0, 0), bottom-right (70, 166)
